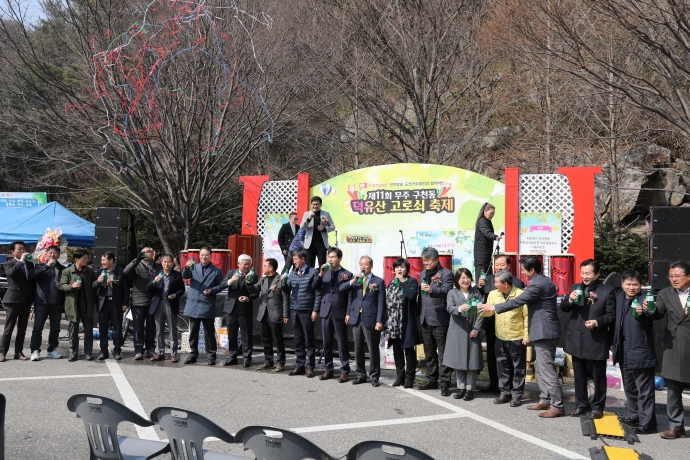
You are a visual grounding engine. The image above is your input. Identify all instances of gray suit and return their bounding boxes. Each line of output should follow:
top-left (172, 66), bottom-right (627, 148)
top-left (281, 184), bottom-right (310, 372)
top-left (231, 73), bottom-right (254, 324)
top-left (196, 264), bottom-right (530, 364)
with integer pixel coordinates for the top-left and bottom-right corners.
top-left (300, 210), bottom-right (335, 249)
top-left (494, 274), bottom-right (563, 411)
top-left (300, 209), bottom-right (335, 268)
top-left (253, 275), bottom-right (289, 365)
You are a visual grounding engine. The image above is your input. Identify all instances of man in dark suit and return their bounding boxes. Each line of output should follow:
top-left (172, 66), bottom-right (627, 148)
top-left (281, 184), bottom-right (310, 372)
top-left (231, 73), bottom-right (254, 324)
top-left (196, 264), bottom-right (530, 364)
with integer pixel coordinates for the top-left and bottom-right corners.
top-left (0, 240), bottom-right (35, 362)
top-left (147, 254), bottom-right (185, 362)
top-left (343, 255), bottom-right (386, 387)
top-left (300, 196), bottom-right (335, 268)
top-left (313, 247), bottom-right (352, 382)
top-left (124, 247), bottom-right (161, 359)
top-left (93, 252), bottom-right (130, 360)
top-left (612, 270), bottom-right (658, 435)
top-left (480, 255), bottom-right (564, 418)
top-left (417, 247), bottom-right (454, 395)
top-left (650, 260), bottom-right (690, 440)
top-left (278, 212), bottom-right (299, 265)
top-left (251, 258), bottom-right (288, 371)
top-left (479, 254), bottom-right (525, 393)
top-left (561, 259), bottom-right (616, 419)
top-left (28, 246), bottom-right (66, 361)
top-left (217, 254), bottom-right (260, 367)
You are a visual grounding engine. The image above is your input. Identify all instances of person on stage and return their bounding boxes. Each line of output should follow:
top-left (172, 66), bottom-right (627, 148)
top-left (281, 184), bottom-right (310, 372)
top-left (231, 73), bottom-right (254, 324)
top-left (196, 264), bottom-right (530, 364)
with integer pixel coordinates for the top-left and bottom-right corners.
top-left (94, 252), bottom-right (130, 361)
top-left (300, 196), bottom-right (335, 268)
top-left (218, 254), bottom-right (259, 367)
top-left (650, 260), bottom-right (690, 440)
top-left (561, 259), bottom-right (615, 419)
top-left (278, 212), bottom-right (299, 265)
top-left (253, 258), bottom-right (289, 372)
top-left (478, 254), bottom-right (525, 393)
top-left (418, 247), bottom-right (454, 396)
top-left (0, 241), bottom-right (35, 362)
top-left (473, 202), bottom-right (502, 285)
top-left (343, 255), bottom-right (386, 387)
top-left (444, 268), bottom-right (484, 401)
top-left (484, 270), bottom-right (529, 407)
top-left (479, 255), bottom-right (564, 418)
top-left (385, 258), bottom-right (422, 388)
top-left (611, 270), bottom-right (658, 435)
top-left (147, 254), bottom-right (185, 362)
top-left (313, 247), bottom-right (353, 382)
top-left (182, 247), bottom-right (223, 365)
top-left (124, 247), bottom-right (161, 360)
top-left (60, 249), bottom-right (97, 362)
top-left (282, 249), bottom-right (321, 377)
top-left (28, 246), bottom-right (66, 361)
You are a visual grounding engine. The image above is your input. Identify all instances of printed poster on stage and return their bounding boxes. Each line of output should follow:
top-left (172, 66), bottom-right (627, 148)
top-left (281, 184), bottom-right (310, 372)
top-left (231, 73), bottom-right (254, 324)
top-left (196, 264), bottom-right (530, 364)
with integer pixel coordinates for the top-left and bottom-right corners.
top-left (306, 164), bottom-right (505, 276)
top-left (519, 212), bottom-right (562, 254)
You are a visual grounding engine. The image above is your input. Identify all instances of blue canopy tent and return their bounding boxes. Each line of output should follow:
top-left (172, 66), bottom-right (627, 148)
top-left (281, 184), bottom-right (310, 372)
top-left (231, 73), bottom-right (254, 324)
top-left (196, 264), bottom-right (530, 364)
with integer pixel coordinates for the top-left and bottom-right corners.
top-left (0, 202), bottom-right (95, 246)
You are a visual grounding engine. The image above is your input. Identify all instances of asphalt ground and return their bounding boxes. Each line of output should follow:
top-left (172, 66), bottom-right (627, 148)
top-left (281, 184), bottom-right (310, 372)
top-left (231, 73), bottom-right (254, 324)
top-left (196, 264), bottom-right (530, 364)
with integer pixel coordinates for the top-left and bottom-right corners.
top-left (1, 312), bottom-right (689, 460)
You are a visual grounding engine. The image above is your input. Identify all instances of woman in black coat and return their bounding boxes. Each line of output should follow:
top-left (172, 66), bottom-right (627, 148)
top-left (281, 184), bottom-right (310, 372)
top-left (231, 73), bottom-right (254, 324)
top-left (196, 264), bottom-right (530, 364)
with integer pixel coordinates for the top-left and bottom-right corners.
top-left (473, 203), bottom-right (501, 284)
top-left (385, 258), bottom-right (422, 388)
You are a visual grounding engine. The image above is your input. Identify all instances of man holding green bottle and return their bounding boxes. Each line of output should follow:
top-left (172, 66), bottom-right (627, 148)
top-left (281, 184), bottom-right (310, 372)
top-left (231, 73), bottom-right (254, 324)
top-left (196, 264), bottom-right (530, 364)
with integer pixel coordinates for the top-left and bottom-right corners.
top-left (60, 249), bottom-right (97, 362)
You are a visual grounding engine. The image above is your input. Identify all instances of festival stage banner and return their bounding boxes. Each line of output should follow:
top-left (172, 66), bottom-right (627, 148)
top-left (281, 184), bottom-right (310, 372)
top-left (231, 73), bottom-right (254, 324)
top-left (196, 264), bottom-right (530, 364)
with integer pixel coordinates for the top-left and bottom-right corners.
top-left (0, 192), bottom-right (48, 207)
top-left (263, 212), bottom-right (289, 270)
top-left (307, 164), bottom-right (505, 274)
top-left (519, 212), bottom-right (562, 254)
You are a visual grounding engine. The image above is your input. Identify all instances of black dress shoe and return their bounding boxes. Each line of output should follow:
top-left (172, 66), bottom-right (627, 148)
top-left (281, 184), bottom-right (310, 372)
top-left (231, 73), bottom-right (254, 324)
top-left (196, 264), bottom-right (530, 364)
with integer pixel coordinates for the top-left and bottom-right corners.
top-left (510, 399), bottom-right (521, 407)
top-left (352, 377), bottom-right (367, 385)
top-left (463, 391), bottom-right (474, 401)
top-left (570, 408), bottom-right (589, 417)
top-left (85, 355), bottom-right (94, 361)
top-left (633, 425), bottom-right (657, 435)
top-left (494, 395), bottom-right (511, 404)
top-left (184, 355), bottom-right (198, 364)
top-left (618, 416), bottom-right (639, 426)
top-left (242, 360), bottom-right (251, 368)
top-left (371, 381), bottom-right (380, 387)
top-left (207, 357), bottom-right (216, 366)
top-left (453, 389), bottom-right (466, 400)
top-left (417, 380), bottom-right (438, 391)
top-left (223, 358), bottom-right (238, 366)
top-left (479, 385), bottom-right (500, 393)
top-left (68, 355), bottom-right (78, 362)
top-left (441, 386), bottom-right (451, 397)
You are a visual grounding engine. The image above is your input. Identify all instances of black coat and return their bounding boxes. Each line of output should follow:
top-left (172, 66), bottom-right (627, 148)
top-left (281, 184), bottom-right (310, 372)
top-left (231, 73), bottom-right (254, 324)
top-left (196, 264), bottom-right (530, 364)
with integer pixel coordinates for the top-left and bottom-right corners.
top-left (652, 286), bottom-right (690, 383)
top-left (277, 222), bottom-right (297, 253)
top-left (561, 279), bottom-right (616, 360)
top-left (29, 262), bottom-right (66, 306)
top-left (147, 270), bottom-right (186, 315)
top-left (93, 266), bottom-right (131, 312)
top-left (2, 258), bottom-right (35, 304)
top-left (611, 292), bottom-right (657, 370)
top-left (473, 216), bottom-right (498, 268)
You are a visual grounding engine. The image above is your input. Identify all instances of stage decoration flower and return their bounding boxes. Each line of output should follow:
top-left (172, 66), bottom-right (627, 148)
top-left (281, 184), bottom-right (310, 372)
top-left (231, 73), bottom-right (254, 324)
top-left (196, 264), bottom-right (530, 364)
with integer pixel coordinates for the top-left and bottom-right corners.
top-left (33, 228), bottom-right (68, 264)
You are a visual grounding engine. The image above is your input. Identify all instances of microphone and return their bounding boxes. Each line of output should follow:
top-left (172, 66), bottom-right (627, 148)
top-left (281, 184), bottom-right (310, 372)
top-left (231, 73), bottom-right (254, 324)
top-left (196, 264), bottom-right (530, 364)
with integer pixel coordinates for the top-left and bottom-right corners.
top-left (500, 231), bottom-right (505, 236)
top-left (244, 222), bottom-right (256, 235)
top-left (306, 215), bottom-right (312, 223)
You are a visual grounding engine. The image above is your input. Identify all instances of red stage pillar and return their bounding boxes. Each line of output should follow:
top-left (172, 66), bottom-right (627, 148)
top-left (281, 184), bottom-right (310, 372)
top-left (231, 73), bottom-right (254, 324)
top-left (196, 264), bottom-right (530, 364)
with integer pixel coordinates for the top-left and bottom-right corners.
top-left (558, 166), bottom-right (602, 282)
top-left (297, 173), bottom-right (311, 218)
top-left (238, 175), bottom-right (270, 235)
top-left (504, 168), bottom-right (520, 253)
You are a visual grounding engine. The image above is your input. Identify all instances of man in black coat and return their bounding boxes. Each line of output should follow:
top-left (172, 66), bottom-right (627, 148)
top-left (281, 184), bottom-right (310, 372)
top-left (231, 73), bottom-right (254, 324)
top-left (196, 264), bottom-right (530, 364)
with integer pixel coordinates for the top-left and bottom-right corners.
top-left (561, 259), bottom-right (616, 419)
top-left (28, 246), bottom-right (65, 361)
top-left (479, 254), bottom-right (525, 392)
top-left (0, 240), bottom-right (35, 362)
top-left (313, 247), bottom-right (352, 382)
top-left (124, 248), bottom-right (161, 359)
top-left (277, 212), bottom-right (299, 265)
top-left (94, 252), bottom-right (130, 360)
top-left (611, 270), bottom-right (658, 435)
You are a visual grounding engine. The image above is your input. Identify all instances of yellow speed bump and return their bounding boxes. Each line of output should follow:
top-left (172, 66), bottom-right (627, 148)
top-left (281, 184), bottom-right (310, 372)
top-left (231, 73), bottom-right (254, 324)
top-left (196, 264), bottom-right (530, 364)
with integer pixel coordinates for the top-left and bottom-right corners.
top-left (581, 412), bottom-right (639, 444)
top-left (588, 446), bottom-right (653, 460)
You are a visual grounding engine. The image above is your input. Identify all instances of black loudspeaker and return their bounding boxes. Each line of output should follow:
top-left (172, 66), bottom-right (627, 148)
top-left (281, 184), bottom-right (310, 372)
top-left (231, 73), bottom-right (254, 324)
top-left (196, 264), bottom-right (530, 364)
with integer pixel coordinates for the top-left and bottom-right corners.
top-left (649, 235), bottom-right (690, 261)
top-left (649, 207), bottom-right (690, 291)
top-left (95, 227), bottom-right (132, 247)
top-left (94, 207), bottom-right (138, 270)
top-left (96, 208), bottom-right (133, 229)
top-left (649, 207), bottom-right (690, 234)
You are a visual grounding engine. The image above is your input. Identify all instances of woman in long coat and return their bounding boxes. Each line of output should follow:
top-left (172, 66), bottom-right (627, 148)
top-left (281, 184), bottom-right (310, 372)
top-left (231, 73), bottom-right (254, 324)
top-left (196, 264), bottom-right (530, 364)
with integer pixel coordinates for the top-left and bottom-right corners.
top-left (444, 268), bottom-right (484, 400)
top-left (385, 258), bottom-right (423, 388)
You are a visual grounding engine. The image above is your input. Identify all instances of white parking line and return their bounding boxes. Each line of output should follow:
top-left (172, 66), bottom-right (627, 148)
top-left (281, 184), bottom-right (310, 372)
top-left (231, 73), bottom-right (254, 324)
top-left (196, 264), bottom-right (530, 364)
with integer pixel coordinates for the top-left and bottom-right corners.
top-left (292, 413), bottom-right (465, 433)
top-left (0, 374), bottom-right (111, 382)
top-left (105, 360), bottom-right (160, 441)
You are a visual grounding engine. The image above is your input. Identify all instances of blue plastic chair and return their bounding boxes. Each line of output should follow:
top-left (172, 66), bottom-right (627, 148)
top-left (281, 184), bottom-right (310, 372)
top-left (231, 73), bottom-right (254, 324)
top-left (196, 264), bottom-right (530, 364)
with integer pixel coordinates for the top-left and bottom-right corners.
top-left (150, 406), bottom-right (245, 459)
top-left (233, 425), bottom-right (341, 460)
top-left (343, 440), bottom-right (436, 460)
top-left (67, 394), bottom-right (170, 460)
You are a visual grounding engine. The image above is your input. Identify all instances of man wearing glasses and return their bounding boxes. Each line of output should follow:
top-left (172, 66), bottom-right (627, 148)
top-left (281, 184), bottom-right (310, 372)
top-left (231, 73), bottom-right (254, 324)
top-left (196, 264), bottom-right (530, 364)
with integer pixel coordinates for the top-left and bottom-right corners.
top-left (278, 212), bottom-right (299, 266)
top-left (648, 261), bottom-right (690, 440)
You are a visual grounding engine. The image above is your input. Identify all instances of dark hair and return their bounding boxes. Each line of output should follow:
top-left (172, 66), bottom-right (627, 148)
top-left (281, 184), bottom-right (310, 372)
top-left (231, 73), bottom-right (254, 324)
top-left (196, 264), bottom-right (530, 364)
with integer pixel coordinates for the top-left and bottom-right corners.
top-left (9, 240), bottom-right (25, 251)
top-left (199, 246), bottom-right (213, 255)
top-left (421, 247), bottom-right (439, 261)
top-left (265, 258), bottom-right (278, 271)
top-left (45, 246), bottom-right (60, 254)
top-left (621, 270), bottom-right (643, 284)
top-left (327, 247), bottom-right (343, 258)
top-left (669, 260), bottom-right (690, 276)
top-left (102, 251), bottom-right (115, 261)
top-left (293, 248), bottom-right (307, 260)
top-left (476, 202), bottom-right (495, 223)
top-left (310, 196), bottom-right (323, 204)
top-left (520, 255), bottom-right (542, 274)
top-left (494, 254), bottom-right (511, 266)
top-left (289, 211), bottom-right (298, 217)
top-left (453, 268), bottom-right (474, 289)
top-left (160, 254), bottom-right (174, 263)
top-left (580, 258), bottom-right (601, 274)
top-left (73, 248), bottom-right (88, 261)
top-left (393, 258), bottom-right (410, 274)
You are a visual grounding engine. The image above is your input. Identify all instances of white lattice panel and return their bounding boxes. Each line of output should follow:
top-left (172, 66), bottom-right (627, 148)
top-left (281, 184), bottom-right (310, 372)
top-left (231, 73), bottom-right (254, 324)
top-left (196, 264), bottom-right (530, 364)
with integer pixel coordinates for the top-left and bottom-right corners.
top-left (519, 174), bottom-right (574, 253)
top-left (256, 180), bottom-right (298, 240)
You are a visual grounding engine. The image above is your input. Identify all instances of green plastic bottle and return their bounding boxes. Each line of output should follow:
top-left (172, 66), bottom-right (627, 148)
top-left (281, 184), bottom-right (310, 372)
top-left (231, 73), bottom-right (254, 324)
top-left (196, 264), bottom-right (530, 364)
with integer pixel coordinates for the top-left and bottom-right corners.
top-left (101, 269), bottom-right (107, 281)
top-left (645, 290), bottom-right (655, 313)
top-left (282, 269), bottom-right (290, 285)
top-left (190, 257), bottom-right (195, 271)
top-left (480, 270), bottom-right (487, 282)
top-left (421, 279), bottom-right (428, 295)
top-left (631, 298), bottom-right (639, 319)
top-left (392, 278), bottom-right (400, 288)
top-left (357, 271), bottom-right (365, 285)
top-left (322, 263), bottom-right (331, 272)
top-left (247, 267), bottom-right (255, 283)
top-left (25, 254), bottom-right (33, 262)
top-left (158, 271), bottom-right (164, 283)
top-left (139, 251), bottom-right (146, 259)
top-left (686, 297), bottom-right (690, 317)
top-left (77, 276), bottom-right (83, 289)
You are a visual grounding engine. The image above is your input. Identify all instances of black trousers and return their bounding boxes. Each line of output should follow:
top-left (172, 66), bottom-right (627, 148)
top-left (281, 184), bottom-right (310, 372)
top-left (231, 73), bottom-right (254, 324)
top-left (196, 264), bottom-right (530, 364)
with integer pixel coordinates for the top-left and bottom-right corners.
top-left (187, 317), bottom-right (217, 358)
top-left (0, 301), bottom-right (32, 355)
top-left (390, 338), bottom-right (417, 379)
top-left (483, 315), bottom-right (498, 388)
top-left (291, 310), bottom-right (315, 369)
top-left (353, 320), bottom-right (381, 380)
top-left (421, 323), bottom-right (452, 385)
top-left (30, 303), bottom-right (62, 353)
top-left (282, 251), bottom-right (294, 274)
top-left (322, 312), bottom-right (350, 374)
top-left (98, 299), bottom-right (124, 355)
top-left (68, 298), bottom-right (93, 357)
top-left (572, 356), bottom-right (607, 411)
top-left (496, 338), bottom-right (527, 399)
top-left (226, 308), bottom-right (253, 361)
top-left (307, 236), bottom-right (327, 268)
top-left (259, 312), bottom-right (286, 364)
top-left (131, 305), bottom-right (156, 354)
top-left (620, 344), bottom-right (656, 427)
top-left (665, 378), bottom-right (687, 430)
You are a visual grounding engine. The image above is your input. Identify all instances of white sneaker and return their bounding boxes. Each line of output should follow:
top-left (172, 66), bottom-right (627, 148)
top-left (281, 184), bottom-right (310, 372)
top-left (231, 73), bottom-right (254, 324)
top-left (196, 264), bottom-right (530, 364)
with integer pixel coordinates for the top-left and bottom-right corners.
top-left (46, 350), bottom-right (63, 359)
top-left (30, 351), bottom-right (40, 361)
